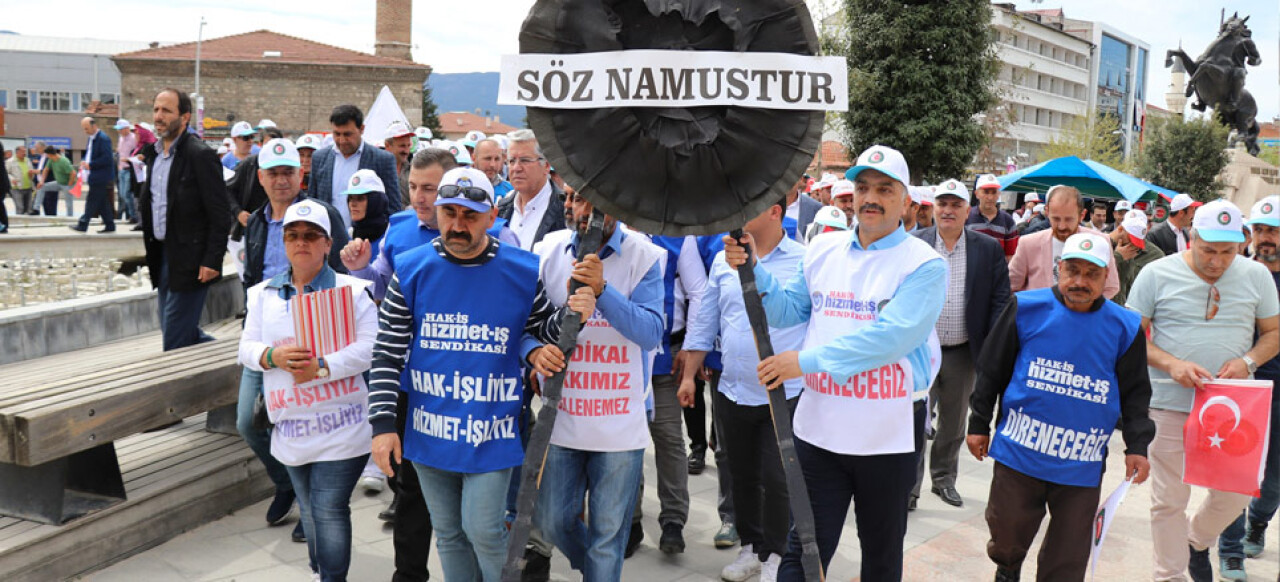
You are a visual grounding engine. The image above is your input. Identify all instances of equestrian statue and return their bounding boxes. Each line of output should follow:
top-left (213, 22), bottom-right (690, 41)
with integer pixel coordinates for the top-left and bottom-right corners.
top-left (1166, 12), bottom-right (1262, 156)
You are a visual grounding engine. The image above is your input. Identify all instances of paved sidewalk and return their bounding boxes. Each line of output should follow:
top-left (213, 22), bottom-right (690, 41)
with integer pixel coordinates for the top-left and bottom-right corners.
top-left (85, 434), bottom-right (1280, 581)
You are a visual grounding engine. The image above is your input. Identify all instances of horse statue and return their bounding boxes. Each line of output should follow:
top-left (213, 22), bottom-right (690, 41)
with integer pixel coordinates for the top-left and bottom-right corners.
top-left (1166, 12), bottom-right (1262, 156)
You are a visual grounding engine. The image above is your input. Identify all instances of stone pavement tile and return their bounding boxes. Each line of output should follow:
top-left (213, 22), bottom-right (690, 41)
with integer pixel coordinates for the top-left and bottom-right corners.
top-left (202, 562), bottom-right (312, 582)
top-left (81, 555), bottom-right (186, 582)
top-left (237, 526), bottom-right (310, 565)
top-left (152, 533), bottom-right (284, 581)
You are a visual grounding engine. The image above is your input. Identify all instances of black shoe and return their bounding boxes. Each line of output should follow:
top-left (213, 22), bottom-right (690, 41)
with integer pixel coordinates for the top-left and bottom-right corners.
top-left (131, 224), bottom-right (144, 231)
top-left (292, 521), bottom-right (306, 543)
top-left (688, 451), bottom-right (706, 475)
top-left (378, 494), bottom-right (399, 523)
top-left (931, 485), bottom-right (963, 507)
top-left (1188, 545), bottom-right (1212, 582)
top-left (521, 548), bottom-right (550, 582)
top-left (658, 522), bottom-right (685, 554)
top-left (68, 225), bottom-right (87, 232)
top-left (265, 488), bottom-right (295, 525)
top-left (624, 521), bottom-right (644, 558)
top-left (908, 496), bottom-right (918, 512)
top-left (97, 228), bottom-right (116, 233)
top-left (994, 568), bottom-right (1020, 582)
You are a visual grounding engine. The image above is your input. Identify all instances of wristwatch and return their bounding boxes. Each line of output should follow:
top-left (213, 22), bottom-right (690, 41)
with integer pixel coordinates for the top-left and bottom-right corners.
top-left (316, 357), bottom-right (330, 379)
top-left (1242, 355), bottom-right (1258, 375)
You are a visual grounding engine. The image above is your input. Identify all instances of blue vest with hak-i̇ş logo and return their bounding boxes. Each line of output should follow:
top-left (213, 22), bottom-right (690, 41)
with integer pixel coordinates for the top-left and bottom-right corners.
top-left (381, 209), bottom-right (510, 273)
top-left (987, 287), bottom-right (1141, 487)
top-left (394, 241), bottom-right (539, 474)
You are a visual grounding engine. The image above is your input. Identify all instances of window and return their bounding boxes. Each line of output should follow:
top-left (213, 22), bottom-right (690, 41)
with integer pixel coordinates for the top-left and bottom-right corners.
top-left (98, 93), bottom-right (117, 105)
top-left (15, 90), bottom-right (29, 110)
top-left (0, 90), bottom-right (6, 108)
top-left (57, 92), bottom-right (71, 111)
top-left (38, 91), bottom-right (55, 111)
top-left (81, 92), bottom-right (93, 107)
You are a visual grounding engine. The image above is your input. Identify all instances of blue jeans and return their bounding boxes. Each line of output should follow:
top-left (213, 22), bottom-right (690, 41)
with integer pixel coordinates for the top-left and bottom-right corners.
top-left (413, 463), bottom-right (512, 581)
top-left (286, 454), bottom-right (369, 582)
top-left (117, 168), bottom-right (136, 220)
top-left (156, 259), bottom-right (214, 351)
top-left (536, 445), bottom-right (643, 582)
top-left (235, 368), bottom-right (292, 492)
top-left (1218, 382), bottom-right (1280, 558)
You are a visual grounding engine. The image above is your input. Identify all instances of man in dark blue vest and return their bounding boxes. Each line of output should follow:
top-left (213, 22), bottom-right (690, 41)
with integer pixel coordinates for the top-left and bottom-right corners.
top-left (369, 167), bottom-right (583, 580)
top-left (968, 232), bottom-right (1155, 582)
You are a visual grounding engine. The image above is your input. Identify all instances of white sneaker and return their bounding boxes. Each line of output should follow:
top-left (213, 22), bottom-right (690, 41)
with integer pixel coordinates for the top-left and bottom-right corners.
top-left (760, 553), bottom-right (781, 582)
top-left (721, 544), bottom-right (761, 581)
top-left (358, 475), bottom-right (385, 493)
top-left (310, 572), bottom-right (321, 582)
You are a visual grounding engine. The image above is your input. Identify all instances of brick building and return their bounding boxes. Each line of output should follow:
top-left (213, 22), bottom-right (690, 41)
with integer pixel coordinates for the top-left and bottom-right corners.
top-left (437, 111), bottom-right (518, 141)
top-left (113, 29), bottom-right (429, 138)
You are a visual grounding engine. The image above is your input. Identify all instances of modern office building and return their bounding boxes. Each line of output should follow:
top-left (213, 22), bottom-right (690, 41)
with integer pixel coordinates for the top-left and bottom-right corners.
top-left (0, 34), bottom-right (154, 156)
top-left (1060, 16), bottom-right (1152, 160)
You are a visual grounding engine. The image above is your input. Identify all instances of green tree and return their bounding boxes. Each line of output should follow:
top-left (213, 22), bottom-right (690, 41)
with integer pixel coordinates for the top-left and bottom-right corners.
top-left (1136, 116), bottom-right (1230, 202)
top-left (837, 0), bottom-right (999, 183)
top-left (421, 78), bottom-right (442, 134)
top-left (1042, 113), bottom-right (1127, 171)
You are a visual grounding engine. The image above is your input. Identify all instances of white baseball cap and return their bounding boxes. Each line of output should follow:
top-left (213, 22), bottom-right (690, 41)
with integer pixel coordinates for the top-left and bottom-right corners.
top-left (436, 167), bottom-right (495, 213)
top-left (814, 206), bottom-right (849, 230)
top-left (137, 122), bottom-right (155, 133)
top-left (1248, 195), bottom-right (1279, 228)
top-left (1192, 199), bottom-right (1245, 243)
top-left (295, 133), bottom-right (322, 151)
top-left (230, 121), bottom-right (256, 138)
top-left (1121, 209), bottom-right (1149, 250)
top-left (258, 138), bottom-right (300, 169)
top-left (975, 174), bottom-right (1001, 191)
top-left (1060, 232), bottom-right (1111, 268)
top-left (918, 186), bottom-right (935, 206)
top-left (113, 119), bottom-right (133, 131)
top-left (222, 137), bottom-right (235, 147)
top-left (1115, 200), bottom-right (1132, 212)
top-left (414, 127), bottom-right (433, 141)
top-left (1169, 193), bottom-right (1200, 214)
top-left (283, 199), bottom-right (331, 237)
top-left (385, 120), bottom-right (414, 140)
top-left (830, 179), bottom-right (855, 199)
top-left (344, 169), bottom-right (385, 196)
top-left (907, 186), bottom-right (926, 205)
top-left (256, 119), bottom-right (277, 130)
top-left (492, 134), bottom-right (510, 151)
top-left (815, 172), bottom-right (839, 189)
top-left (217, 145), bottom-right (229, 156)
top-left (934, 179), bottom-right (969, 200)
top-left (846, 145), bottom-right (910, 188)
top-left (1025, 192), bottom-right (1041, 203)
top-left (461, 130), bottom-right (486, 148)
top-left (442, 141), bottom-right (473, 165)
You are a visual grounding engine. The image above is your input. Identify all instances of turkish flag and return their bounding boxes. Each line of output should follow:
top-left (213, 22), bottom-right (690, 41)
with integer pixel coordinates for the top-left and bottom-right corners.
top-left (1183, 379), bottom-right (1274, 497)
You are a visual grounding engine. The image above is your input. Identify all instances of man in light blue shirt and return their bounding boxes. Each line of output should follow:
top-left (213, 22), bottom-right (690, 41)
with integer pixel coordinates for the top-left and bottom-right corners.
top-left (724, 145), bottom-right (946, 581)
top-left (681, 195), bottom-right (805, 581)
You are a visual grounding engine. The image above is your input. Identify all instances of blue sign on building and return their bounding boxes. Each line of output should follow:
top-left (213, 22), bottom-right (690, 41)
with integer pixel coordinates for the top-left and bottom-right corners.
top-left (26, 136), bottom-right (73, 153)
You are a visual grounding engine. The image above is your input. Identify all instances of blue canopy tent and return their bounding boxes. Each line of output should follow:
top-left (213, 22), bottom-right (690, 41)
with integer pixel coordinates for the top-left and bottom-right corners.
top-left (995, 156), bottom-right (1164, 203)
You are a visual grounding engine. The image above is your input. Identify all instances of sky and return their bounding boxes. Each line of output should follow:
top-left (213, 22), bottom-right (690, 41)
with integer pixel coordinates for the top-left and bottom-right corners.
top-left (1, 0), bottom-right (1275, 120)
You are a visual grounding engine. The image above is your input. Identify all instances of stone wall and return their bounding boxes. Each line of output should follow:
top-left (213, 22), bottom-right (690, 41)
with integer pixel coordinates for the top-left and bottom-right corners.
top-left (115, 60), bottom-right (428, 135)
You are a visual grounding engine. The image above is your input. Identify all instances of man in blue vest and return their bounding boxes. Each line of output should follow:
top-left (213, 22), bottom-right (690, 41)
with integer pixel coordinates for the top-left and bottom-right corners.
top-left (967, 232), bottom-right (1154, 582)
top-left (369, 167), bottom-right (587, 581)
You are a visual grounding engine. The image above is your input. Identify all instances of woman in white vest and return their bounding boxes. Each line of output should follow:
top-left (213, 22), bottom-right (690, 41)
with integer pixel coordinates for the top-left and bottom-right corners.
top-left (724, 145), bottom-right (948, 582)
top-left (237, 200), bottom-right (377, 582)
top-left (530, 191), bottom-right (666, 582)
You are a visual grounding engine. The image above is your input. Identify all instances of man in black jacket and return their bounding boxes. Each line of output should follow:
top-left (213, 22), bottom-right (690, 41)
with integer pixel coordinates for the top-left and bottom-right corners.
top-left (227, 127), bottom-right (284, 241)
top-left (496, 129), bottom-right (565, 251)
top-left (138, 88), bottom-right (233, 351)
top-left (1146, 193), bottom-right (1200, 256)
top-left (910, 179), bottom-right (1012, 509)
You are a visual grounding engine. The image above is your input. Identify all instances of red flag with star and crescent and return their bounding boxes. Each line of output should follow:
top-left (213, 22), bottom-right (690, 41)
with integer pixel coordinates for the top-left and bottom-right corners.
top-left (1183, 380), bottom-right (1274, 497)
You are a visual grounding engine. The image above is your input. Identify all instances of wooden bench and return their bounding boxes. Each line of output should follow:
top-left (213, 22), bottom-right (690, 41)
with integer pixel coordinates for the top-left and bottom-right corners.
top-left (0, 321), bottom-right (243, 524)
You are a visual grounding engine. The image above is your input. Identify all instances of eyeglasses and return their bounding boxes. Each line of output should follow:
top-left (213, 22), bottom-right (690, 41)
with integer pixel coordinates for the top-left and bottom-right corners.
top-left (1205, 284), bottom-right (1220, 321)
top-left (506, 157), bottom-right (544, 166)
top-left (439, 185), bottom-right (491, 203)
top-left (284, 230), bottom-right (327, 243)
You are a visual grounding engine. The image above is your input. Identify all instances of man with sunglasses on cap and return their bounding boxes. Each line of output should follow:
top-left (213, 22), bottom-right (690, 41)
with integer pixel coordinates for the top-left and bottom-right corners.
top-left (1127, 199), bottom-right (1280, 582)
top-left (724, 144), bottom-right (947, 581)
top-left (968, 232), bottom-right (1153, 582)
top-left (370, 166), bottom-right (579, 581)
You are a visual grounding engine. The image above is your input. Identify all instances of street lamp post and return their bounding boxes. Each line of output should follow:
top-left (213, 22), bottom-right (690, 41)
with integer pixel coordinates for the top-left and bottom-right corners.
top-left (194, 17), bottom-right (206, 138)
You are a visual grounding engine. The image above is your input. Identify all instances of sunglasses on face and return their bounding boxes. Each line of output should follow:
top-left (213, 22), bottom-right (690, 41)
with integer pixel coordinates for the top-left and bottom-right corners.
top-left (284, 230), bottom-right (327, 243)
top-left (438, 185), bottom-right (490, 203)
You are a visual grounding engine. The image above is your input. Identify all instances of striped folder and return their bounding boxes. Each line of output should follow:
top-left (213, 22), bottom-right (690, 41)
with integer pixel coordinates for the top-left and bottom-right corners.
top-left (291, 286), bottom-right (357, 357)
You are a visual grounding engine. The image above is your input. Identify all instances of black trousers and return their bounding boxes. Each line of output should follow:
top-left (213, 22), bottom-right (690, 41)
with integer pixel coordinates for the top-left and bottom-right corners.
top-left (715, 389), bottom-right (796, 560)
top-left (778, 403), bottom-right (925, 582)
top-left (683, 375), bottom-right (709, 454)
top-left (391, 391), bottom-right (433, 582)
top-left (78, 182), bottom-right (114, 230)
